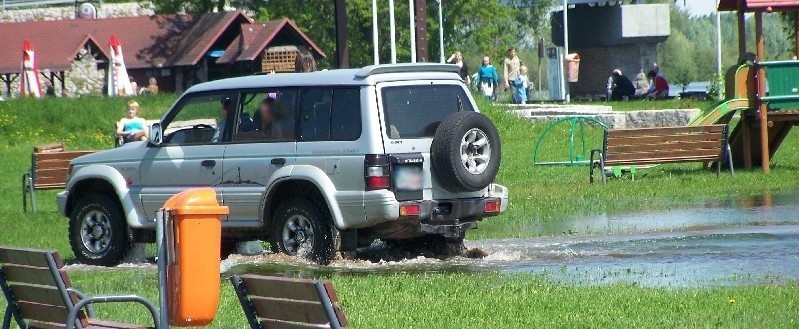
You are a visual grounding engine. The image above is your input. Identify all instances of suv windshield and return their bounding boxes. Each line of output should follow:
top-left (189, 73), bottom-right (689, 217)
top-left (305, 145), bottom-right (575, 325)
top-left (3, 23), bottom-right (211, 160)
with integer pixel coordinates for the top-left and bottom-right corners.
top-left (381, 84), bottom-right (474, 139)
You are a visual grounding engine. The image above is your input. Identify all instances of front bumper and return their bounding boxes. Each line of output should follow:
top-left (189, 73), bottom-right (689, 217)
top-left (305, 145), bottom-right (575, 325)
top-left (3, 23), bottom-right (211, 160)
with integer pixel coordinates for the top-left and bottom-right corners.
top-left (56, 191), bottom-right (69, 216)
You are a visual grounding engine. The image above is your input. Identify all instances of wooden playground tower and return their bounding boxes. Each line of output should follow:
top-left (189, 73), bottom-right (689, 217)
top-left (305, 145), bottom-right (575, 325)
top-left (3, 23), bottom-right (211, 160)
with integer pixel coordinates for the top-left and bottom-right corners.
top-left (718, 0), bottom-right (799, 173)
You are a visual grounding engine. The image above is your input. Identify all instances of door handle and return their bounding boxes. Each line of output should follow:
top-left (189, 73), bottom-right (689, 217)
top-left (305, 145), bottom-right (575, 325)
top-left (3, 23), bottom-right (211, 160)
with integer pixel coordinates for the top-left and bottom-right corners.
top-left (201, 160), bottom-right (216, 167)
top-left (271, 158), bottom-right (286, 165)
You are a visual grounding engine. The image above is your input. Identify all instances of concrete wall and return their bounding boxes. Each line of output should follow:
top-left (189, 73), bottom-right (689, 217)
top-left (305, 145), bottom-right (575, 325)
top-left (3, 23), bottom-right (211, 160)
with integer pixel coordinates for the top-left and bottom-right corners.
top-left (570, 43), bottom-right (658, 97)
top-left (0, 2), bottom-right (153, 23)
top-left (552, 4), bottom-right (669, 48)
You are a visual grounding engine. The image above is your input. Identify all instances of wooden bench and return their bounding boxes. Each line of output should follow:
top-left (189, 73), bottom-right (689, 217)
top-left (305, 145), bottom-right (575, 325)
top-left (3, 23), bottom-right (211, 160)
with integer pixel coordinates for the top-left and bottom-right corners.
top-left (22, 142), bottom-right (94, 212)
top-left (589, 124), bottom-right (733, 183)
top-left (230, 274), bottom-right (348, 329)
top-left (0, 246), bottom-right (159, 329)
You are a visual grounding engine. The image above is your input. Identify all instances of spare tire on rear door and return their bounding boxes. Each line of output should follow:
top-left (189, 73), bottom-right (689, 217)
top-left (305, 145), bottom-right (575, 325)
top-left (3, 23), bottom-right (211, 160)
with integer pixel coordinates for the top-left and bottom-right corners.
top-left (431, 111), bottom-right (501, 193)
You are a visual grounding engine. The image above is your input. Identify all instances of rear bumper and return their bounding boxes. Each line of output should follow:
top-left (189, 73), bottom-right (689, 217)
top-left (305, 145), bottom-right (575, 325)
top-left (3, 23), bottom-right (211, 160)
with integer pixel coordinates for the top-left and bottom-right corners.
top-left (361, 183), bottom-right (509, 237)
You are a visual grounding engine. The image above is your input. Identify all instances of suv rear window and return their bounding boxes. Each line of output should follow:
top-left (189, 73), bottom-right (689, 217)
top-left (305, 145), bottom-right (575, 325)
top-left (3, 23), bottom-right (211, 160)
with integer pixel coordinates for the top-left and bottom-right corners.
top-left (381, 84), bottom-right (473, 139)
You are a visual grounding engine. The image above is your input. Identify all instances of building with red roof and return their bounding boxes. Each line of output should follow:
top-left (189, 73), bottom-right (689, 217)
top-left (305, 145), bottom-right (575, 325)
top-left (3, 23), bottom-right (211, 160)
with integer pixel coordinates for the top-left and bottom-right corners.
top-left (0, 10), bottom-right (324, 96)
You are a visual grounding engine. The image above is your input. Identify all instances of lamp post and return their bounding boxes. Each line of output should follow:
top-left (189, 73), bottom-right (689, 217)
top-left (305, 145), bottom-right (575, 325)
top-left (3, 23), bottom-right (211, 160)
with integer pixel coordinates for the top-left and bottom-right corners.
top-left (438, 0), bottom-right (444, 63)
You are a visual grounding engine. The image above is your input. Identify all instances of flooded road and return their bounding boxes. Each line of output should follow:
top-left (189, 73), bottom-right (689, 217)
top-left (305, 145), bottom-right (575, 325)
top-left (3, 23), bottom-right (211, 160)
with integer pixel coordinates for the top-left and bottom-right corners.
top-left (226, 191), bottom-right (799, 287)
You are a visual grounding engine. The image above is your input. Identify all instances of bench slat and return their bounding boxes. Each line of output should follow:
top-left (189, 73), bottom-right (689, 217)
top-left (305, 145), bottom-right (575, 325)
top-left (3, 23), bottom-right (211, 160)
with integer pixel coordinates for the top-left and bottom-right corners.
top-left (2, 265), bottom-right (60, 286)
top-left (607, 140), bottom-right (723, 154)
top-left (0, 247), bottom-right (59, 268)
top-left (241, 275), bottom-right (322, 302)
top-left (33, 159), bottom-right (71, 169)
top-left (9, 284), bottom-right (67, 307)
top-left (34, 142), bottom-right (65, 153)
top-left (607, 125), bottom-right (725, 138)
top-left (32, 176), bottom-right (68, 187)
top-left (250, 296), bottom-right (329, 324)
top-left (607, 149), bottom-right (720, 163)
top-left (33, 151), bottom-right (93, 162)
top-left (260, 319), bottom-right (331, 329)
top-left (607, 133), bottom-right (723, 146)
top-left (18, 301), bottom-right (69, 325)
top-left (34, 168), bottom-right (69, 179)
top-left (606, 156), bottom-right (721, 166)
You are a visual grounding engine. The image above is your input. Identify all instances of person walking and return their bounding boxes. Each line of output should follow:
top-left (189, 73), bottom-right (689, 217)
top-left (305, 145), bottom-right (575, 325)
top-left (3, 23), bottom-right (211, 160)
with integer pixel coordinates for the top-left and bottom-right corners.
top-left (477, 56), bottom-right (499, 101)
top-left (447, 51), bottom-right (470, 85)
top-left (503, 47), bottom-right (521, 103)
top-left (512, 66), bottom-right (530, 104)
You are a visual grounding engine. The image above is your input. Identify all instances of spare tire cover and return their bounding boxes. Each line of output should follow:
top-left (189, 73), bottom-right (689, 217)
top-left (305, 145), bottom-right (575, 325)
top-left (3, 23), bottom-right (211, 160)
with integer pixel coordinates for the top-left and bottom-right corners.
top-left (431, 111), bottom-right (501, 193)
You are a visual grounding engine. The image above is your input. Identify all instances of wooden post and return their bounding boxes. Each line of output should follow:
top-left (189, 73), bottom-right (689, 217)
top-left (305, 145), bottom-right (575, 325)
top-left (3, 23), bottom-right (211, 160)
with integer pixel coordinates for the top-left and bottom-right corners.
top-left (414, 0), bottom-right (428, 62)
top-left (755, 11), bottom-right (770, 173)
top-left (737, 1), bottom-right (746, 56)
top-left (795, 12), bottom-right (799, 58)
top-left (335, 0), bottom-right (349, 68)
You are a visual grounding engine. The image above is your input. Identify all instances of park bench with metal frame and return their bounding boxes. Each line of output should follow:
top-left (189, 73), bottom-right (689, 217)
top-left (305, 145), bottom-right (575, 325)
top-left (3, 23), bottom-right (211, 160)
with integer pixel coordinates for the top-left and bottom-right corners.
top-left (230, 274), bottom-right (348, 329)
top-left (590, 124), bottom-right (733, 183)
top-left (0, 246), bottom-right (160, 329)
top-left (21, 142), bottom-right (93, 212)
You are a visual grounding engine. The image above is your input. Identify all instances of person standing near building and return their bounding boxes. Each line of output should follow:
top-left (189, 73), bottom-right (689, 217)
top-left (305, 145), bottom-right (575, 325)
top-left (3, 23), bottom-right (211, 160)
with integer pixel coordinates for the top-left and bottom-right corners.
top-left (447, 51), bottom-right (470, 85)
top-left (503, 47), bottom-right (521, 103)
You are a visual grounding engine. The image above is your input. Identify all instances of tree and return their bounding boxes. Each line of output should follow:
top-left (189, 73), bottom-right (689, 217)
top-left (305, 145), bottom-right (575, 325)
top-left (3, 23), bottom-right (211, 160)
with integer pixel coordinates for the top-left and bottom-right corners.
top-left (658, 30), bottom-right (696, 92)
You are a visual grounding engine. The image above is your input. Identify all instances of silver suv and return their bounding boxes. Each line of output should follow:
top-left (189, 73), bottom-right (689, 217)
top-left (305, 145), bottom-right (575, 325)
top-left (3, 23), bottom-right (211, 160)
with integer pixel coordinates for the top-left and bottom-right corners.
top-left (57, 64), bottom-right (508, 266)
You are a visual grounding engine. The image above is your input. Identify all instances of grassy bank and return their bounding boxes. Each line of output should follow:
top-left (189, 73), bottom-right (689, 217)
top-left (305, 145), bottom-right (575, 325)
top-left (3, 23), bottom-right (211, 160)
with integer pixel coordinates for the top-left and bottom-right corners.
top-left (0, 270), bottom-right (793, 328)
top-left (573, 99), bottom-right (714, 111)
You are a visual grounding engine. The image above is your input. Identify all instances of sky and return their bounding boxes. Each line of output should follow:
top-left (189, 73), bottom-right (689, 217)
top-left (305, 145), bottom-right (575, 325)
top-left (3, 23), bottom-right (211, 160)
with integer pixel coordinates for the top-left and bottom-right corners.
top-left (675, 0), bottom-right (719, 16)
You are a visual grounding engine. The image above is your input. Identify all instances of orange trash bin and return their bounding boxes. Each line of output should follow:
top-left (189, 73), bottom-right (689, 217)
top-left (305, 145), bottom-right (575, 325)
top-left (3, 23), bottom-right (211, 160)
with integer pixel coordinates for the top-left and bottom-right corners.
top-left (162, 187), bottom-right (229, 327)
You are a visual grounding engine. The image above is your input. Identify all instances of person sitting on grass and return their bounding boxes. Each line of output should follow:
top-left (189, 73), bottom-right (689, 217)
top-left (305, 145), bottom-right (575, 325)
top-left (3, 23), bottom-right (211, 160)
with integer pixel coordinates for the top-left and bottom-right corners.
top-left (117, 101), bottom-right (148, 143)
top-left (610, 69), bottom-right (635, 101)
top-left (646, 70), bottom-right (670, 100)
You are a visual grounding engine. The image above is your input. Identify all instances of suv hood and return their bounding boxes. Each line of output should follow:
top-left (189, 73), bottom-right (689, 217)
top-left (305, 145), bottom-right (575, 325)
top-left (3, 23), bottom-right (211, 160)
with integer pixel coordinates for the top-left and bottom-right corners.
top-left (72, 142), bottom-right (148, 166)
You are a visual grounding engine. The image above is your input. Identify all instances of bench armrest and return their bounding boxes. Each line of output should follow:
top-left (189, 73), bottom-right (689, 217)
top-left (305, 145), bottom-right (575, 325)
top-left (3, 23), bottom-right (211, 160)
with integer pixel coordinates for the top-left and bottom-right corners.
top-left (66, 294), bottom-right (160, 329)
top-left (66, 288), bottom-right (96, 318)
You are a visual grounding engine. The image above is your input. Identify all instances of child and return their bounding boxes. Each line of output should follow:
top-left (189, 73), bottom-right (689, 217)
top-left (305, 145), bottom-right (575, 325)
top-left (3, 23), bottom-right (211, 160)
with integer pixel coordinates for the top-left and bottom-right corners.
top-left (477, 56), bottom-right (499, 102)
top-left (512, 66), bottom-right (530, 104)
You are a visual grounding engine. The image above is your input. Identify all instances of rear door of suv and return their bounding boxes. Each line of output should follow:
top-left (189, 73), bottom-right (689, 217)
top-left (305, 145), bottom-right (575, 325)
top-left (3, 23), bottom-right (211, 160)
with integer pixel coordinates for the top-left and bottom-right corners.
top-left (221, 89), bottom-right (298, 225)
top-left (375, 81), bottom-right (483, 200)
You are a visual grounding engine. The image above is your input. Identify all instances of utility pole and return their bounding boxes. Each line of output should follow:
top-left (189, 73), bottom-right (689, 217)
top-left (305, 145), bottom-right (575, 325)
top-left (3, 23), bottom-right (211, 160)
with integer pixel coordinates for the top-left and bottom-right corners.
top-left (438, 0), bottom-right (444, 63)
top-left (409, 0), bottom-right (416, 62)
top-left (390, 0), bottom-right (397, 63)
top-left (562, 0), bottom-right (569, 103)
top-left (335, 0), bottom-right (349, 68)
top-left (372, 0), bottom-right (379, 65)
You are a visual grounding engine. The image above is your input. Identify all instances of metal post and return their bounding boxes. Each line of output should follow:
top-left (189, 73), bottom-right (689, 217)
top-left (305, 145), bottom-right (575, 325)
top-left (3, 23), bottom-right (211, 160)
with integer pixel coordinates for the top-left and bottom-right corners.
top-left (372, 0), bottom-right (379, 65)
top-left (437, 0), bottom-right (444, 63)
top-left (715, 1), bottom-right (722, 74)
top-left (755, 11), bottom-right (770, 173)
top-left (335, 0), bottom-right (349, 68)
top-left (389, 0), bottom-right (397, 63)
top-left (562, 0), bottom-right (569, 103)
top-left (737, 0), bottom-right (746, 56)
top-left (794, 12), bottom-right (799, 58)
top-left (409, 0), bottom-right (416, 63)
top-left (156, 209), bottom-right (169, 329)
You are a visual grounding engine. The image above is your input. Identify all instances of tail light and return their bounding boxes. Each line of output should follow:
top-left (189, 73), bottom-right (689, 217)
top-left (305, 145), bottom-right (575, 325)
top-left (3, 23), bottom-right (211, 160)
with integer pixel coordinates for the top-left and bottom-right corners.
top-left (399, 203), bottom-right (421, 217)
top-left (365, 154), bottom-right (390, 190)
top-left (484, 199), bottom-right (501, 213)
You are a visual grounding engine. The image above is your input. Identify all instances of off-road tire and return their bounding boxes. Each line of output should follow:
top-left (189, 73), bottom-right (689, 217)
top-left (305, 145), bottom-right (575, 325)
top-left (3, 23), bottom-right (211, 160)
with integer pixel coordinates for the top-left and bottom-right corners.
top-left (269, 198), bottom-right (334, 265)
top-left (68, 194), bottom-right (129, 266)
top-left (431, 111), bottom-right (501, 193)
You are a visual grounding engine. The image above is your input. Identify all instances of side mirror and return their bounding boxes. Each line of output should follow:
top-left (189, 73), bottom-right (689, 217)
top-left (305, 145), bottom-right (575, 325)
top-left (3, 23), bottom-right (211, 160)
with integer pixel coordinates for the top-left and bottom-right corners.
top-left (149, 122), bottom-right (163, 146)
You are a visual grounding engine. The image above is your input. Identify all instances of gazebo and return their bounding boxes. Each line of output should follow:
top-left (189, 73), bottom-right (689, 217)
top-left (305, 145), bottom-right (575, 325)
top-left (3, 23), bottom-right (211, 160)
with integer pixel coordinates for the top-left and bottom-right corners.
top-left (718, 0), bottom-right (799, 173)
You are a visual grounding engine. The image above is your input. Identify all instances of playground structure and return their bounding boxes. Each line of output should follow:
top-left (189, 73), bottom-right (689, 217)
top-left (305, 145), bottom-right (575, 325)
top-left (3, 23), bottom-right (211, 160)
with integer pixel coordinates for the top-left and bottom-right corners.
top-left (532, 116), bottom-right (608, 166)
top-left (698, 0), bottom-right (799, 173)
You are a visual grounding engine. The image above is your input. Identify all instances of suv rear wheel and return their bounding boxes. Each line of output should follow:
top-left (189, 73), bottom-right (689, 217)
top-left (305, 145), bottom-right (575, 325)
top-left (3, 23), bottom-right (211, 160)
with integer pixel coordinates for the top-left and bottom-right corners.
top-left (68, 194), bottom-right (129, 266)
top-left (432, 111), bottom-right (501, 192)
top-left (269, 198), bottom-right (334, 265)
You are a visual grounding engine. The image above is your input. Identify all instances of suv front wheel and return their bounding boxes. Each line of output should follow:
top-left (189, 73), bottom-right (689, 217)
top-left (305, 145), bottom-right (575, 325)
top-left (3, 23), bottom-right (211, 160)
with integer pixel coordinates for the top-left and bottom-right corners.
top-left (269, 198), bottom-right (334, 265)
top-left (68, 194), bottom-right (129, 266)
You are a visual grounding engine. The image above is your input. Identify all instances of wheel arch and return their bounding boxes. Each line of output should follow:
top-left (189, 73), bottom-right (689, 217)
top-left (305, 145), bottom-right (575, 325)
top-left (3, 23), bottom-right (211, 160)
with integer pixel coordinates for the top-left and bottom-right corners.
top-left (65, 165), bottom-right (145, 228)
top-left (261, 166), bottom-right (348, 232)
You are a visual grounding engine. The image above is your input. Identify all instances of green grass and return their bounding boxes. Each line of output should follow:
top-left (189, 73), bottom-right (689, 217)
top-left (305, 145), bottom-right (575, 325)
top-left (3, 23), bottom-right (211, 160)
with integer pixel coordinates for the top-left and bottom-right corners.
top-left (1, 95), bottom-right (799, 328)
top-left (8, 271), bottom-right (792, 328)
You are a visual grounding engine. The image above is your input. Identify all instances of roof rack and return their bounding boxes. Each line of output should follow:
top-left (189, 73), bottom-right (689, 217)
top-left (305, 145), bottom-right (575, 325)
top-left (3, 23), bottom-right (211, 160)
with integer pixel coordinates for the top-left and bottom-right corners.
top-left (354, 63), bottom-right (460, 78)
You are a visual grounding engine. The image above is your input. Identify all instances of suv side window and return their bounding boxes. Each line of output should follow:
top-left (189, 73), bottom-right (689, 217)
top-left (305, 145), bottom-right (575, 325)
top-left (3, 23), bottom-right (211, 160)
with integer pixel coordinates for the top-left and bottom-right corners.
top-left (299, 87), bottom-right (361, 142)
top-left (163, 93), bottom-right (233, 145)
top-left (233, 89), bottom-right (298, 142)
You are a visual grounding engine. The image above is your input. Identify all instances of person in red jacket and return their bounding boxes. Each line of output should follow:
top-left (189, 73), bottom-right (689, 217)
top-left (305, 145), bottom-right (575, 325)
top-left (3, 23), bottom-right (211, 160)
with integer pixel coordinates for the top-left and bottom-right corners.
top-left (646, 70), bottom-right (669, 99)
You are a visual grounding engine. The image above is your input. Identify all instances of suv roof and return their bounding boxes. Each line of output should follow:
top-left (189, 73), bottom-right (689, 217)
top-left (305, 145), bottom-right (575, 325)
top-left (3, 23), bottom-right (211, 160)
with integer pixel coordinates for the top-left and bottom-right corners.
top-left (186, 63), bottom-right (463, 93)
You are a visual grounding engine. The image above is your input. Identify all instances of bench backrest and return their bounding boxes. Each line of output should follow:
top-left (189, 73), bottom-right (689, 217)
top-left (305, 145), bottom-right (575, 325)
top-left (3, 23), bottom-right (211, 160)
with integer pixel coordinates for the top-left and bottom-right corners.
top-left (603, 125), bottom-right (728, 166)
top-left (30, 147), bottom-right (94, 190)
top-left (230, 274), bottom-right (348, 329)
top-left (0, 247), bottom-right (88, 329)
